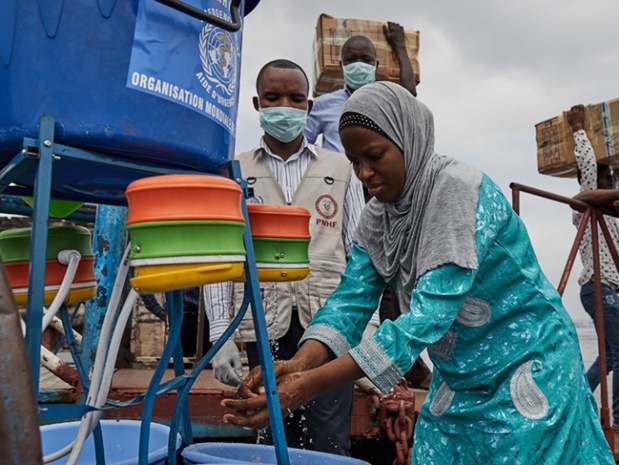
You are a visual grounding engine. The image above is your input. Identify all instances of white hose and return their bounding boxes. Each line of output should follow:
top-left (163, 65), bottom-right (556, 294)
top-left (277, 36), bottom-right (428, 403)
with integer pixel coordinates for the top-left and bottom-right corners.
top-left (43, 242), bottom-right (133, 464)
top-left (65, 289), bottom-right (138, 465)
top-left (41, 250), bottom-right (82, 332)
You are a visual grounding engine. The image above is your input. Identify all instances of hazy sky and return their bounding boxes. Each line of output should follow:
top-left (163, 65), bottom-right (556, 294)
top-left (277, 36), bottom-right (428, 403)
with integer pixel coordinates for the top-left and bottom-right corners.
top-left (236, 0), bottom-right (619, 321)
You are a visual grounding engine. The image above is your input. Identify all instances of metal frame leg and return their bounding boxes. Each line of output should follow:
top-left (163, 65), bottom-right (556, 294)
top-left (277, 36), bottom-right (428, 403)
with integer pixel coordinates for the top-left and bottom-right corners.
top-left (24, 116), bottom-right (55, 396)
top-left (228, 160), bottom-right (290, 465)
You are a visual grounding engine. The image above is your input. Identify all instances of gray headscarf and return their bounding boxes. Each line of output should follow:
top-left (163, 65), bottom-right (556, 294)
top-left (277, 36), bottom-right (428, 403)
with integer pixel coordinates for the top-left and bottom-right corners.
top-left (342, 82), bottom-right (483, 313)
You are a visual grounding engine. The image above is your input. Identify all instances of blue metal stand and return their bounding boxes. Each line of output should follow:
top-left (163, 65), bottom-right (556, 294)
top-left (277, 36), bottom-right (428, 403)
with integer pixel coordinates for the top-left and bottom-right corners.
top-left (161, 160), bottom-right (291, 465)
top-left (0, 116), bottom-right (290, 465)
top-left (228, 160), bottom-right (290, 465)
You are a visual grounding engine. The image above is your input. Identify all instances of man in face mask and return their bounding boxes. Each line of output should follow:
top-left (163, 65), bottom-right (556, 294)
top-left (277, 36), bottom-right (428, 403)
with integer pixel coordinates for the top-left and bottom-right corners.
top-left (304, 21), bottom-right (417, 153)
top-left (203, 59), bottom-right (366, 456)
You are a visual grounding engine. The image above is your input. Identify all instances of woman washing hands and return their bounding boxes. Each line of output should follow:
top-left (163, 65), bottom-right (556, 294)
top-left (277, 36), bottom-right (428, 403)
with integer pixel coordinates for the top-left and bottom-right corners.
top-left (223, 82), bottom-right (614, 464)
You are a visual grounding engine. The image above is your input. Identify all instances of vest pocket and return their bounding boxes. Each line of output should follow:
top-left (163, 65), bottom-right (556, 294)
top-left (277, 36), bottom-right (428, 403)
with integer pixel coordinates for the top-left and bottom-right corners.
top-left (234, 282), bottom-right (278, 331)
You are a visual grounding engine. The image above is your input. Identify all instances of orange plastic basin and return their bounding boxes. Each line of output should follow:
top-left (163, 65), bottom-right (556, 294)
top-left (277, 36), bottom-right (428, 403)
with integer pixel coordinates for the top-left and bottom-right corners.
top-left (126, 174), bottom-right (244, 224)
top-left (5, 258), bottom-right (96, 289)
top-left (247, 204), bottom-right (311, 239)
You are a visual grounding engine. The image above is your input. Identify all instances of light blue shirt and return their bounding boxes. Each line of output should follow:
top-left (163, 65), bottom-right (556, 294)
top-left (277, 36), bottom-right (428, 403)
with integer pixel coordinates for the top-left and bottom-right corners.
top-left (304, 88), bottom-right (351, 153)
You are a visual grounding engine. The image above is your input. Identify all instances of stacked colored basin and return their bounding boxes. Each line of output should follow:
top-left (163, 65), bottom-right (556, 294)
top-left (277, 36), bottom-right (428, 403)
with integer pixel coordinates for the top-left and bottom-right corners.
top-left (126, 174), bottom-right (246, 293)
top-left (0, 226), bottom-right (96, 305)
top-left (237, 204), bottom-right (311, 282)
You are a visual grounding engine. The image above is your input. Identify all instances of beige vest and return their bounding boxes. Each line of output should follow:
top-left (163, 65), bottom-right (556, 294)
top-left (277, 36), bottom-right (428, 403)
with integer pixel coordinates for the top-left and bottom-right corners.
top-left (232, 147), bottom-right (352, 342)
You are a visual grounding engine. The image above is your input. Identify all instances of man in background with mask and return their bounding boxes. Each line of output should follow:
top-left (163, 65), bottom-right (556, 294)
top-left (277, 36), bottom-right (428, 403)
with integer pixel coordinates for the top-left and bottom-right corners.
top-left (203, 59), bottom-right (365, 456)
top-left (304, 21), bottom-right (417, 153)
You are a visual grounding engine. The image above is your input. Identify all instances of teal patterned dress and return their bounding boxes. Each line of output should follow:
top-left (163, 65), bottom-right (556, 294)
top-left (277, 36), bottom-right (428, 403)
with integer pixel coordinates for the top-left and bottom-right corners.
top-left (302, 175), bottom-right (614, 464)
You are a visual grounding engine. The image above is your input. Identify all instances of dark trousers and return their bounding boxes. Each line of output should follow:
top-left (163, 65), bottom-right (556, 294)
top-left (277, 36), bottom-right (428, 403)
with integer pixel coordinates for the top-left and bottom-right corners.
top-left (245, 310), bottom-right (354, 456)
top-left (581, 281), bottom-right (619, 425)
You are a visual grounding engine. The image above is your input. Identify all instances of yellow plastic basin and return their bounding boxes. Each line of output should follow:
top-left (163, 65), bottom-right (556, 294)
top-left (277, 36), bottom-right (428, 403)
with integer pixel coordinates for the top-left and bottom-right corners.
top-left (131, 262), bottom-right (245, 294)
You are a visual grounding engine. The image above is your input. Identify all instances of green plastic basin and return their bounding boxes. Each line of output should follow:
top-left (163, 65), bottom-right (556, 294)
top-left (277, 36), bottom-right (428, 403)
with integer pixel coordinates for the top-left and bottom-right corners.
top-left (0, 226), bottom-right (94, 263)
top-left (128, 220), bottom-right (246, 260)
top-left (252, 237), bottom-right (310, 264)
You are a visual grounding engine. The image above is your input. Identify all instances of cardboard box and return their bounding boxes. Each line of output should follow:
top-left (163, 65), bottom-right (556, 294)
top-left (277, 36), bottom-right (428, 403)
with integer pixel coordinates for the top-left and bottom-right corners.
top-left (312, 14), bottom-right (420, 97)
top-left (536, 98), bottom-right (619, 178)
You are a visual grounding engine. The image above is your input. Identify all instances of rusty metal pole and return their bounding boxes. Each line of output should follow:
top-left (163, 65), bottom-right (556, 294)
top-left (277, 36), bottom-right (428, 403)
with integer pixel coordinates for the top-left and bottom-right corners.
top-left (511, 184), bottom-right (520, 215)
top-left (591, 213), bottom-right (613, 450)
top-left (557, 209), bottom-right (590, 296)
top-left (0, 258), bottom-right (43, 465)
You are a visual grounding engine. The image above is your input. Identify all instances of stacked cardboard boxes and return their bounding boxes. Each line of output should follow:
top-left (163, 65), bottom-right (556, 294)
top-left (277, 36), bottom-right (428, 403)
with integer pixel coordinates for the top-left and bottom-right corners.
top-left (312, 14), bottom-right (420, 97)
top-left (536, 98), bottom-right (619, 177)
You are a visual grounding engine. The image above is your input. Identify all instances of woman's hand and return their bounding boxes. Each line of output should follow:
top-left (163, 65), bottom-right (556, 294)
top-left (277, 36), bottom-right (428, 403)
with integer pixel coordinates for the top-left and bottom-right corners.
top-left (221, 342), bottom-right (359, 430)
top-left (222, 371), bottom-right (315, 430)
top-left (236, 359), bottom-right (303, 400)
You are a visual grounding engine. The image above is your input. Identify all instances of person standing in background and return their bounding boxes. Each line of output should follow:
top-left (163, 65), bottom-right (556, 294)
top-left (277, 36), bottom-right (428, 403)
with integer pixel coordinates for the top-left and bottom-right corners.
top-left (569, 104), bottom-right (619, 435)
top-left (304, 21), bottom-right (417, 153)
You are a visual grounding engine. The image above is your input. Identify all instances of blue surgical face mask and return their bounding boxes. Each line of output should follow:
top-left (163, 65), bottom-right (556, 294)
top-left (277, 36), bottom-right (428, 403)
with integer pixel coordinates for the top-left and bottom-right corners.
top-left (342, 62), bottom-right (376, 90)
top-left (258, 106), bottom-right (308, 143)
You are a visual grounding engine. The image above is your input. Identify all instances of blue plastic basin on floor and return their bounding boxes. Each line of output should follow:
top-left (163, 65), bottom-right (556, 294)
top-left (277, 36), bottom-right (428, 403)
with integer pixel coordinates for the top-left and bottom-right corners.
top-left (40, 419), bottom-right (182, 465)
top-left (181, 442), bottom-right (370, 465)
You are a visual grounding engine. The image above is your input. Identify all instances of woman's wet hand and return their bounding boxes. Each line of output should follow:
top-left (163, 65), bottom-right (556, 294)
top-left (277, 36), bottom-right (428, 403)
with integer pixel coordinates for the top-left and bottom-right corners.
top-left (222, 393), bottom-right (271, 429)
top-left (222, 371), bottom-right (314, 430)
top-left (236, 365), bottom-right (265, 400)
top-left (235, 360), bottom-right (297, 399)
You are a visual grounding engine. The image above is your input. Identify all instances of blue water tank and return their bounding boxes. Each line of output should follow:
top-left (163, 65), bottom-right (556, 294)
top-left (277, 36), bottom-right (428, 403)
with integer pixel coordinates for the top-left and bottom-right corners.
top-left (0, 0), bottom-right (259, 203)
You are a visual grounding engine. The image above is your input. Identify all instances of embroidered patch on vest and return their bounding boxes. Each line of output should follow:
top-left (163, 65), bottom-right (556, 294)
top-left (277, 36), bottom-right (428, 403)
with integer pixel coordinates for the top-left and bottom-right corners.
top-left (510, 360), bottom-right (549, 420)
top-left (315, 194), bottom-right (338, 219)
top-left (456, 296), bottom-right (492, 327)
top-left (428, 330), bottom-right (457, 361)
top-left (429, 381), bottom-right (455, 417)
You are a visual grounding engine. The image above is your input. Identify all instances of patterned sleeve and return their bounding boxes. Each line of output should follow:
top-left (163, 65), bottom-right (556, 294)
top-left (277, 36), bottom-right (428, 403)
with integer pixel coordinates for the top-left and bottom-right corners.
top-left (573, 130), bottom-right (597, 192)
top-left (351, 264), bottom-right (474, 393)
top-left (302, 243), bottom-right (474, 394)
top-left (572, 130), bottom-right (597, 227)
top-left (301, 243), bottom-right (387, 355)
